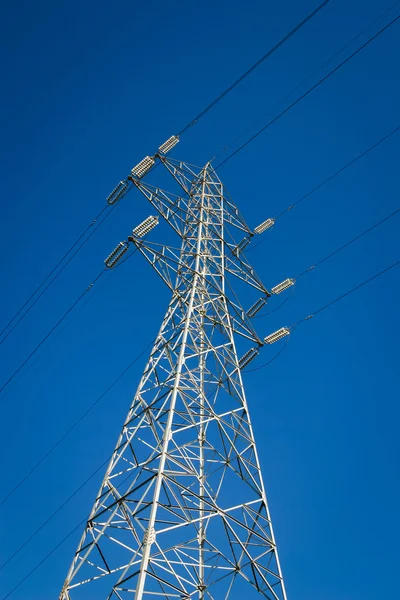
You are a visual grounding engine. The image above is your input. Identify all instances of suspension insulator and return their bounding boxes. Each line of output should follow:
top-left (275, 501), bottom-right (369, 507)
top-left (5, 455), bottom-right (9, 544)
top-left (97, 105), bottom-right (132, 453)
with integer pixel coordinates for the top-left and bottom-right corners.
top-left (106, 181), bottom-right (128, 205)
top-left (247, 296), bottom-right (268, 318)
top-left (104, 241), bottom-right (129, 269)
top-left (238, 347), bottom-right (259, 369)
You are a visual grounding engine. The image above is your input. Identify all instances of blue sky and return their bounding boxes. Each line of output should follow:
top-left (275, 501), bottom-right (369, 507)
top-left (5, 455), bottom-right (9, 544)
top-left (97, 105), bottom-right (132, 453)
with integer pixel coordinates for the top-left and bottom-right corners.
top-left (0, 0), bottom-right (399, 598)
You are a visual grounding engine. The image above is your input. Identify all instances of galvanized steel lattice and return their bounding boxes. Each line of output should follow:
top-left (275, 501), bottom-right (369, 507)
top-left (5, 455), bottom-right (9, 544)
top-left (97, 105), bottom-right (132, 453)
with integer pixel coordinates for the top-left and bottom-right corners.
top-left (59, 158), bottom-right (287, 600)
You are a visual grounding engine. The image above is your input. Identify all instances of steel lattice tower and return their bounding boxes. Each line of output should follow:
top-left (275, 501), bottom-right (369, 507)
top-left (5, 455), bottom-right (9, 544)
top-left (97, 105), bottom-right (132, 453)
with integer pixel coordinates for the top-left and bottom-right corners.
top-left (59, 154), bottom-right (287, 600)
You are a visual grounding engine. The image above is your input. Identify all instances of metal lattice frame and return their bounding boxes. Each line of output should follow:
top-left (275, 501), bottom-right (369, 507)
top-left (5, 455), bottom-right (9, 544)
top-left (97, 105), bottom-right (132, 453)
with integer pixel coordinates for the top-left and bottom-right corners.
top-left (59, 159), bottom-right (287, 600)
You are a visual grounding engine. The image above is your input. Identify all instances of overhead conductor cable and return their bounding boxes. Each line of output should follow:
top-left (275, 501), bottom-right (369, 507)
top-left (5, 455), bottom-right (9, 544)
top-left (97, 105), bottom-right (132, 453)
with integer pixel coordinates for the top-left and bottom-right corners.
top-left (178, 0), bottom-right (331, 135)
top-left (213, 0), bottom-right (400, 162)
top-left (216, 13), bottom-right (400, 169)
top-left (0, 271), bottom-right (104, 397)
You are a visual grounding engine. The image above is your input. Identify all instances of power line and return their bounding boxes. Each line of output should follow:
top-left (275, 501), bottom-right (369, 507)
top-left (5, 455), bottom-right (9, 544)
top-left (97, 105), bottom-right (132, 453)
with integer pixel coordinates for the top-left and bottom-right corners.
top-left (0, 247), bottom-right (138, 403)
top-left (245, 342), bottom-right (288, 373)
top-left (0, 205), bottom-right (117, 346)
top-left (216, 13), bottom-right (400, 169)
top-left (254, 296), bottom-right (292, 319)
top-left (0, 204), bottom-right (110, 341)
top-left (253, 206), bottom-right (400, 319)
top-left (177, 0), bottom-right (330, 136)
top-left (0, 336), bottom-right (154, 507)
top-left (292, 258), bottom-right (400, 329)
top-left (214, 0), bottom-right (400, 161)
top-left (0, 245), bottom-right (138, 402)
top-left (0, 271), bottom-right (105, 398)
top-left (247, 258), bottom-right (400, 373)
top-left (1, 460), bottom-right (139, 600)
top-left (295, 207), bottom-right (400, 278)
top-left (277, 128), bottom-right (400, 219)
top-left (0, 254), bottom-right (141, 501)
top-left (0, 456), bottom-right (110, 572)
top-left (0, 268), bottom-right (115, 403)
top-left (1, 517), bottom-right (87, 600)
top-left (248, 123), bottom-right (400, 253)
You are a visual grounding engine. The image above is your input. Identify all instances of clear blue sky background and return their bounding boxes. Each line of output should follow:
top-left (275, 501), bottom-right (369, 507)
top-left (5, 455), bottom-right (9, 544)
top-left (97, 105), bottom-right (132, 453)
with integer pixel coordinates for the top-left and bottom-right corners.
top-left (0, 0), bottom-right (399, 598)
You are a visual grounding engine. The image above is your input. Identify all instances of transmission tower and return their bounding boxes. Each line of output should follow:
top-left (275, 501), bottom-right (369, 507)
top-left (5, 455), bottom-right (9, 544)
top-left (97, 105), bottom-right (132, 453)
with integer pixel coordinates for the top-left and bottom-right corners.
top-left (59, 149), bottom-right (288, 600)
